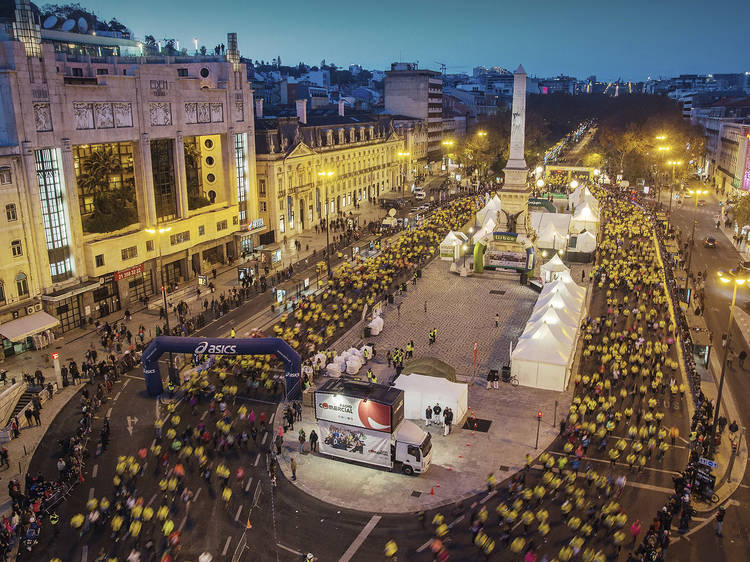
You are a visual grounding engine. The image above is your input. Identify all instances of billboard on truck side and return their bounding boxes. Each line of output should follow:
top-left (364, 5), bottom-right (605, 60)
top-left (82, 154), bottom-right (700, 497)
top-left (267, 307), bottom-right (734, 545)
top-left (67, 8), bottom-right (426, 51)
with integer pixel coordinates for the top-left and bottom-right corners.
top-left (317, 422), bottom-right (392, 468)
top-left (314, 391), bottom-right (404, 433)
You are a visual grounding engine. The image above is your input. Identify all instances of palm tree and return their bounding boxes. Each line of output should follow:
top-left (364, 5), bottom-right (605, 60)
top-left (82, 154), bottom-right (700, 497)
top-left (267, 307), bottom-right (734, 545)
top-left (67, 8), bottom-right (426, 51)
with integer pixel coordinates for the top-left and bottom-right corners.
top-left (78, 147), bottom-right (121, 202)
top-left (78, 146), bottom-right (137, 232)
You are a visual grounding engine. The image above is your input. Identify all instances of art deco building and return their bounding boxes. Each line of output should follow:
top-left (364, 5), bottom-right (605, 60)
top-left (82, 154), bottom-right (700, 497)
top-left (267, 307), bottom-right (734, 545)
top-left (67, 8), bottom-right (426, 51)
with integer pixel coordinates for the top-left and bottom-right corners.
top-left (0, 18), bottom-right (259, 348)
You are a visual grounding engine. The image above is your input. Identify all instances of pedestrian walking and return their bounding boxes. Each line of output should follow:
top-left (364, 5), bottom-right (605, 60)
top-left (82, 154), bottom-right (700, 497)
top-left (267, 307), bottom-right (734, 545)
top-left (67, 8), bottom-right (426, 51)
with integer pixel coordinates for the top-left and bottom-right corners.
top-left (739, 350), bottom-right (747, 369)
top-left (275, 433), bottom-right (283, 455)
top-left (309, 429), bottom-right (318, 453)
top-left (291, 457), bottom-right (297, 481)
top-left (495, 313), bottom-right (500, 328)
top-left (298, 429), bottom-right (306, 453)
top-left (716, 505), bottom-right (726, 537)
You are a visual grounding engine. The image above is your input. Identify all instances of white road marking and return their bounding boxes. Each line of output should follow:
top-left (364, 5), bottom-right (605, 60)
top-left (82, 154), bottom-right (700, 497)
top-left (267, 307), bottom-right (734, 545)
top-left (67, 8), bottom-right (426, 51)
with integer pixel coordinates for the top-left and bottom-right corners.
top-left (234, 504), bottom-right (243, 522)
top-left (178, 514), bottom-right (188, 533)
top-left (338, 515), bottom-right (381, 562)
top-left (261, 432), bottom-right (268, 445)
top-left (448, 515), bottom-right (464, 528)
top-left (126, 416), bottom-right (138, 436)
top-left (200, 411), bottom-right (208, 421)
top-left (221, 536), bottom-right (232, 556)
top-left (244, 477), bottom-right (253, 493)
top-left (480, 490), bottom-right (496, 504)
top-left (123, 374), bottom-right (142, 381)
top-left (88, 487), bottom-right (94, 500)
top-left (277, 543), bottom-right (303, 556)
top-left (81, 545), bottom-right (88, 562)
top-left (146, 493), bottom-right (157, 508)
top-left (269, 413), bottom-right (275, 424)
top-left (624, 480), bottom-right (673, 494)
top-left (113, 392), bottom-right (121, 401)
top-left (122, 379), bottom-right (129, 388)
top-left (106, 407), bottom-right (112, 418)
top-left (254, 454), bottom-right (261, 467)
top-left (92, 464), bottom-right (98, 478)
top-left (194, 488), bottom-right (202, 501)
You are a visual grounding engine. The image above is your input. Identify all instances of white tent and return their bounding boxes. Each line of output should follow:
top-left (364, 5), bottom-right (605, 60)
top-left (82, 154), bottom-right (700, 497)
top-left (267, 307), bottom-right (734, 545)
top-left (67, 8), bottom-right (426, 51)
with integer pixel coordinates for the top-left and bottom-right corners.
top-left (540, 254), bottom-right (570, 283)
top-left (571, 203), bottom-right (600, 234)
top-left (520, 318), bottom-right (575, 348)
top-left (540, 282), bottom-right (584, 307)
top-left (573, 230), bottom-right (597, 253)
top-left (540, 277), bottom-right (585, 300)
top-left (535, 289), bottom-right (583, 321)
top-left (394, 373), bottom-right (468, 424)
top-left (476, 196), bottom-right (501, 226)
top-left (528, 304), bottom-right (579, 329)
top-left (511, 328), bottom-right (571, 391)
top-left (536, 221), bottom-right (568, 250)
top-left (531, 212), bottom-right (571, 236)
top-left (473, 217), bottom-right (496, 244)
top-left (570, 185), bottom-right (598, 209)
top-left (439, 231), bottom-right (463, 261)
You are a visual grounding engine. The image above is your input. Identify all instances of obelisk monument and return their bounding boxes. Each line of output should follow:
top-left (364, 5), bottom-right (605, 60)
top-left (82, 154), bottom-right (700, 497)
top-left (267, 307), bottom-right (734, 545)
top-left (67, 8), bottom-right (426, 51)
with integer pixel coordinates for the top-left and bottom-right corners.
top-left (498, 64), bottom-right (532, 238)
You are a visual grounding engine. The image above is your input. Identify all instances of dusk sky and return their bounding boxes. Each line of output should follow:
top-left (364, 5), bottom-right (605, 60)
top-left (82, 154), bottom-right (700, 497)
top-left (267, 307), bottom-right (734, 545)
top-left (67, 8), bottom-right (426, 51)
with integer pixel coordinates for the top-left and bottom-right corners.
top-left (76, 0), bottom-right (749, 80)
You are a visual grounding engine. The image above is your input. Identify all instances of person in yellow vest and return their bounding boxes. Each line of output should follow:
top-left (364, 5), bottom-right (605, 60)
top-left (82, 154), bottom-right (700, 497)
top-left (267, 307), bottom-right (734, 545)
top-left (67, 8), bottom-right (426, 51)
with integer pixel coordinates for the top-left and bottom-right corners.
top-left (384, 539), bottom-right (398, 560)
top-left (230, 328), bottom-right (236, 338)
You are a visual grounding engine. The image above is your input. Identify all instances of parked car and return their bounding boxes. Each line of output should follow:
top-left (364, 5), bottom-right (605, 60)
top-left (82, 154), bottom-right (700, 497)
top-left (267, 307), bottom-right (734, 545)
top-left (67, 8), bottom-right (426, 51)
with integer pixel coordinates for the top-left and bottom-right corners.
top-left (697, 199), bottom-right (707, 207)
top-left (704, 237), bottom-right (717, 248)
top-left (413, 188), bottom-right (426, 200)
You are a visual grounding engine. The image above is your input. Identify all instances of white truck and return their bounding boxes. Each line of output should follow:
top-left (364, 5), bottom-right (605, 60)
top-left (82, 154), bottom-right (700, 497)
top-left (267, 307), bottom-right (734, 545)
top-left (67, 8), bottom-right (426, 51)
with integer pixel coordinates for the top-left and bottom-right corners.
top-left (314, 379), bottom-right (432, 475)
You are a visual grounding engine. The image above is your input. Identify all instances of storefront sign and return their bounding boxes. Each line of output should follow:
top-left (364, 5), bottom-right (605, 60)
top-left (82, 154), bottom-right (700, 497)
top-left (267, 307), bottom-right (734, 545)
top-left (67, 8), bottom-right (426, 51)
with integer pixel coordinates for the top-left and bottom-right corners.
top-left (197, 275), bottom-right (207, 286)
top-left (115, 263), bottom-right (145, 282)
top-left (493, 232), bottom-right (518, 242)
top-left (247, 218), bottom-right (265, 233)
top-left (100, 272), bottom-right (115, 285)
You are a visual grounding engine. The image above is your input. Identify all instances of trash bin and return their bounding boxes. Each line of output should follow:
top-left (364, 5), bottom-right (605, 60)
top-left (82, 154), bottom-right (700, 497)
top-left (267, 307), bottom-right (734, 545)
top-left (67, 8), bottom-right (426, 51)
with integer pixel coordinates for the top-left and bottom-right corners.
top-left (388, 295), bottom-right (394, 304)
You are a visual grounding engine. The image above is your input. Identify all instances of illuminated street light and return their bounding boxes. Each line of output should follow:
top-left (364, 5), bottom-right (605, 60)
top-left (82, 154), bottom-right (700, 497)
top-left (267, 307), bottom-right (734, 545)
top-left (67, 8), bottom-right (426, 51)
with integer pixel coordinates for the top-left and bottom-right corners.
top-left (570, 179), bottom-right (579, 189)
top-left (318, 170), bottom-right (335, 277)
top-left (593, 169), bottom-right (600, 176)
top-left (655, 135), bottom-right (667, 140)
top-left (536, 179), bottom-right (545, 189)
top-left (476, 131), bottom-right (487, 137)
top-left (145, 226), bottom-right (174, 385)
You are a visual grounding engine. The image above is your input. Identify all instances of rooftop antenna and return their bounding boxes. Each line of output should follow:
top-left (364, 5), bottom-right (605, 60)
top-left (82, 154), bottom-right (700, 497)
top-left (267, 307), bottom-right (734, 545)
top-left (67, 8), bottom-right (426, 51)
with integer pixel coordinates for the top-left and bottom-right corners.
top-left (435, 61), bottom-right (446, 76)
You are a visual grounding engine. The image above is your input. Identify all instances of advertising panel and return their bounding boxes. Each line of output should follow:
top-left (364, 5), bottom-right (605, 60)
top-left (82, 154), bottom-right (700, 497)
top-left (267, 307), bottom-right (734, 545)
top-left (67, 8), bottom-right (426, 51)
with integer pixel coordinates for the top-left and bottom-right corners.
top-left (486, 249), bottom-right (527, 270)
top-left (315, 392), bottom-right (396, 433)
top-left (317, 422), bottom-right (392, 468)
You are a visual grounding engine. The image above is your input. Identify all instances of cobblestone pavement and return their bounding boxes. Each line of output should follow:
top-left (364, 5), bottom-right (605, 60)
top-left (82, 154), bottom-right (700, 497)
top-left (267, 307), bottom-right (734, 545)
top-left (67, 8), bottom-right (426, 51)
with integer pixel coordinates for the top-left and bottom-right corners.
top-left (342, 259), bottom-right (539, 382)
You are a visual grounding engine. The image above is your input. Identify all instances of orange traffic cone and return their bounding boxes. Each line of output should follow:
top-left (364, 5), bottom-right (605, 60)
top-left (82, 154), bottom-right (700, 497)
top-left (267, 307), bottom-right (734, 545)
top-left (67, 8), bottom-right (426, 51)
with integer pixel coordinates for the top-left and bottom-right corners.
top-left (430, 487), bottom-right (435, 495)
top-left (246, 518), bottom-right (252, 529)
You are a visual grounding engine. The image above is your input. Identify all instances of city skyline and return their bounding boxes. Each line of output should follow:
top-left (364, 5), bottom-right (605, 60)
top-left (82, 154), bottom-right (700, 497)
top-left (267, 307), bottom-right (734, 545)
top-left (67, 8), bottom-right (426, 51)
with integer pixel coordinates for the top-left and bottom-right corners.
top-left (74, 0), bottom-right (750, 81)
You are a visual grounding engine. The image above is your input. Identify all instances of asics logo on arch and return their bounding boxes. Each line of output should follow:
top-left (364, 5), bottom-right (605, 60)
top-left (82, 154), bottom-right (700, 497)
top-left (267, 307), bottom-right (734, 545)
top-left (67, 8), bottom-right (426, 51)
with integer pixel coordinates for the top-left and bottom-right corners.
top-left (194, 341), bottom-right (237, 355)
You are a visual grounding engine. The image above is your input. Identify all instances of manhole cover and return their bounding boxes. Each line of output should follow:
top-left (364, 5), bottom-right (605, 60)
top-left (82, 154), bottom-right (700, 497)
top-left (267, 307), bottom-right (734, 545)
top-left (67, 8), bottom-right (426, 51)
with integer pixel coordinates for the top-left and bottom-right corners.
top-left (498, 465), bottom-right (510, 472)
top-left (411, 491), bottom-right (422, 497)
top-left (462, 418), bottom-right (492, 432)
top-left (489, 290), bottom-right (506, 295)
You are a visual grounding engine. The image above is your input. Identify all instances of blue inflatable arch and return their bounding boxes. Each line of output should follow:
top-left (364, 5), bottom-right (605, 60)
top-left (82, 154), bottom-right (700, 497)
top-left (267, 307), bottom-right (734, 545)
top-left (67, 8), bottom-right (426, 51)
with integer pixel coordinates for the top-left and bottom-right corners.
top-left (141, 336), bottom-right (302, 399)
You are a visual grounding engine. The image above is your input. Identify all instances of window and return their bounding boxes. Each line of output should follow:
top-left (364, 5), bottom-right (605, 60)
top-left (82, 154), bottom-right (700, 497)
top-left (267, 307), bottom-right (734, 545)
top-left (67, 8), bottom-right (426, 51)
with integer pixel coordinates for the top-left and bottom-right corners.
top-left (205, 156), bottom-right (214, 166)
top-left (206, 173), bottom-right (216, 183)
top-left (260, 201), bottom-right (267, 212)
top-left (170, 231), bottom-right (190, 245)
top-left (95, 254), bottom-right (105, 267)
top-left (146, 240), bottom-right (154, 252)
top-left (16, 272), bottom-right (28, 297)
top-left (11, 240), bottom-right (22, 257)
top-left (34, 148), bottom-right (73, 282)
top-left (96, 68), bottom-right (108, 75)
top-left (150, 139), bottom-right (177, 222)
top-left (177, 68), bottom-right (188, 77)
top-left (121, 246), bottom-right (138, 260)
top-left (258, 179), bottom-right (266, 196)
top-left (279, 214), bottom-right (285, 234)
top-left (71, 67), bottom-right (83, 77)
top-left (5, 203), bottom-right (17, 221)
top-left (233, 216), bottom-right (238, 225)
top-left (0, 283), bottom-right (4, 302)
top-left (0, 167), bottom-right (11, 184)
top-left (216, 220), bottom-right (227, 231)
top-left (198, 225), bottom-right (205, 236)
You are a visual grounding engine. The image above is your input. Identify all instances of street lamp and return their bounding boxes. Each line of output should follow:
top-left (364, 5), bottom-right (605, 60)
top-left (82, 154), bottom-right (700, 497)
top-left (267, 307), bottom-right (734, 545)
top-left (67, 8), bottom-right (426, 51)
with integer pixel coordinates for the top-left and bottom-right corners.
top-left (711, 269), bottom-right (750, 450)
top-left (145, 226), bottom-right (174, 386)
top-left (476, 131), bottom-right (487, 138)
top-left (397, 151), bottom-right (410, 196)
top-left (536, 178), bottom-right (545, 194)
top-left (656, 135), bottom-right (667, 141)
top-left (318, 170), bottom-right (335, 278)
top-left (666, 160), bottom-right (683, 220)
top-left (684, 188), bottom-right (709, 297)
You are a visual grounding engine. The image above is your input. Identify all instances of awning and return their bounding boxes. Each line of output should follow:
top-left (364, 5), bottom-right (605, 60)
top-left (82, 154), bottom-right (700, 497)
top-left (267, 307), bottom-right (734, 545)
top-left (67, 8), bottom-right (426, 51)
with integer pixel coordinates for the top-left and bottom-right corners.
top-left (41, 278), bottom-right (101, 302)
top-left (0, 312), bottom-right (60, 342)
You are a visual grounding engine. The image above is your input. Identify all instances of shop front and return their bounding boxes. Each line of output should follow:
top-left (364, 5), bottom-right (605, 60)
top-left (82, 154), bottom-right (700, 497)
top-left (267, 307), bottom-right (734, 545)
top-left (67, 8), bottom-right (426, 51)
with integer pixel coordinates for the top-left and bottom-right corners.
top-left (114, 264), bottom-right (153, 305)
top-left (0, 310), bottom-right (59, 358)
top-left (94, 272), bottom-right (121, 319)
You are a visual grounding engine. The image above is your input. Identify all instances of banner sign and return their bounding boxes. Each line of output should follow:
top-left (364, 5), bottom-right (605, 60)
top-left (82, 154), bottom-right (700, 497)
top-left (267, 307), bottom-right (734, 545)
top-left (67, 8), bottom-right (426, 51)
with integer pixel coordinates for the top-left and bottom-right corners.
top-left (115, 263), bottom-right (145, 282)
top-left (247, 217), bottom-right (265, 233)
top-left (314, 391), bottom-right (402, 433)
top-left (317, 422), bottom-right (392, 468)
top-left (493, 232), bottom-right (518, 242)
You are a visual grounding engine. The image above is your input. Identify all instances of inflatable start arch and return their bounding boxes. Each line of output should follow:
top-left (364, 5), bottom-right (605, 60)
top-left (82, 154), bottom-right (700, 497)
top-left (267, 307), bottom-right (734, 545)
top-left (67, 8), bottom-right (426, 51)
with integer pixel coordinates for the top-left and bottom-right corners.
top-left (141, 336), bottom-right (302, 399)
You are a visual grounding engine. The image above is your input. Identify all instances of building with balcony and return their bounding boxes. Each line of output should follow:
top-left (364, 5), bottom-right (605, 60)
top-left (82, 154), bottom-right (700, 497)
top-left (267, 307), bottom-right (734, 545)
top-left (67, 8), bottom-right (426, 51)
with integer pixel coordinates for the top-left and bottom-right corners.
top-left (693, 116), bottom-right (750, 193)
top-left (384, 63), bottom-right (443, 162)
top-left (254, 104), bottom-right (406, 249)
top-left (0, 28), bottom-right (259, 338)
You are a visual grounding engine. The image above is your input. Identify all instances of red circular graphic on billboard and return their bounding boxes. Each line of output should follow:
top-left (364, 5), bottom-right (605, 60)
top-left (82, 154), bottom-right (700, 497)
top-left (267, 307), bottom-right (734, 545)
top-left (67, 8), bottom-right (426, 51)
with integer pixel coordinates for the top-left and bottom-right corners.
top-left (358, 400), bottom-right (391, 432)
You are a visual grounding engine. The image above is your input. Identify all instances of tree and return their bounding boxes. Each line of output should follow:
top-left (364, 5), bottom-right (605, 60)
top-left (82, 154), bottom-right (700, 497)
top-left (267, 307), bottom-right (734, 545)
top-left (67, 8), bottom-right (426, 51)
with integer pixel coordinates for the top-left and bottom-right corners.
top-left (77, 147), bottom-right (137, 233)
top-left (199, 45), bottom-right (207, 56)
top-left (144, 34), bottom-right (156, 47)
top-left (581, 152), bottom-right (605, 169)
top-left (733, 195), bottom-right (750, 229)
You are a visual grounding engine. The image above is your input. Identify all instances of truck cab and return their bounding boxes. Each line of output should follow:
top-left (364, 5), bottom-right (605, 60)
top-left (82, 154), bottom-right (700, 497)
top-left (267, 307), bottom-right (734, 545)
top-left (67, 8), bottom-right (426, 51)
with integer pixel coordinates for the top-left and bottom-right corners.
top-left (392, 420), bottom-right (432, 475)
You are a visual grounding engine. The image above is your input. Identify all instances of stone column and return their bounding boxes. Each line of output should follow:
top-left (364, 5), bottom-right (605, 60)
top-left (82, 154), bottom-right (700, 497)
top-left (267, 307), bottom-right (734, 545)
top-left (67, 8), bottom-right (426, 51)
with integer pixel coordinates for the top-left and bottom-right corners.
top-left (20, 142), bottom-right (52, 289)
top-left (138, 133), bottom-right (157, 226)
top-left (59, 138), bottom-right (85, 278)
top-left (503, 64), bottom-right (528, 188)
top-left (174, 132), bottom-right (189, 219)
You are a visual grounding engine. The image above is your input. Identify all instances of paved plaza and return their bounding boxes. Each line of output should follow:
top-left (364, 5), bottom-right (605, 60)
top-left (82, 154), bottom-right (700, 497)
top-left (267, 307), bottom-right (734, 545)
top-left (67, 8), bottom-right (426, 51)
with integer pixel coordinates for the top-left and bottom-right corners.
top-left (275, 256), bottom-right (575, 512)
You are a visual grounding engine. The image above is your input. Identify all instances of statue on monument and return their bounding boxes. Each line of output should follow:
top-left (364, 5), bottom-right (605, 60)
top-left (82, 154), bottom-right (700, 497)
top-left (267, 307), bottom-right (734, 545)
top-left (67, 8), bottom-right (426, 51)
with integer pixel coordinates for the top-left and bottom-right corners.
top-left (502, 209), bottom-right (524, 234)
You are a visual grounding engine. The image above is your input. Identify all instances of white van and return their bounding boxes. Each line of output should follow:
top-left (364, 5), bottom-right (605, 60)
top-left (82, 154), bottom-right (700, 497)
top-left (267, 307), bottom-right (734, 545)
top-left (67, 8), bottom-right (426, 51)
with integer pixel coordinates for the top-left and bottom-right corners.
top-left (413, 188), bottom-right (426, 200)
